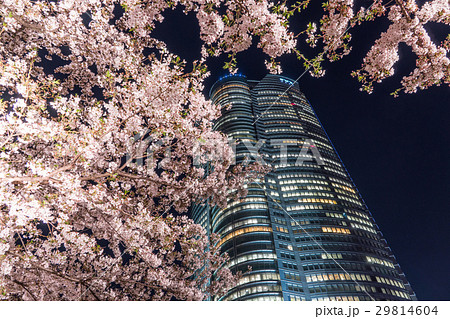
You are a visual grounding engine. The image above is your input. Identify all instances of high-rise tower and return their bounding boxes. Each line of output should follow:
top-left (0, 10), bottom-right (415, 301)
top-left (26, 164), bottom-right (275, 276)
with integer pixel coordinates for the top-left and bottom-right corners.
top-left (191, 74), bottom-right (416, 301)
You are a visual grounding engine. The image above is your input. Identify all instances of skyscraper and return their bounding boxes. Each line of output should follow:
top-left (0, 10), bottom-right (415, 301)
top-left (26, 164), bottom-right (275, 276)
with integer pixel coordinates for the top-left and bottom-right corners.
top-left (191, 74), bottom-right (416, 301)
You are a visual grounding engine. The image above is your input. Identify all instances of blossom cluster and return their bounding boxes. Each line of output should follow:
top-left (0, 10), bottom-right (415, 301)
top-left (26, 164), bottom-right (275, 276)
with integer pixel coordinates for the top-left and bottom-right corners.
top-left (351, 0), bottom-right (449, 94)
top-left (299, 0), bottom-right (448, 93)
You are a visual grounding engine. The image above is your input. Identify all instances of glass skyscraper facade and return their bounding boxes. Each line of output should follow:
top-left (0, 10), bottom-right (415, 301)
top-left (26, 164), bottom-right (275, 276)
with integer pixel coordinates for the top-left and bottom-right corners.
top-left (191, 74), bottom-right (416, 301)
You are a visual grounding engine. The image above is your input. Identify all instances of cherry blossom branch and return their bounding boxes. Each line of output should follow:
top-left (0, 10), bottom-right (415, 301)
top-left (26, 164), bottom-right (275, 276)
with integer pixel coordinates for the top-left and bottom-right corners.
top-left (0, 154), bottom-right (81, 184)
top-left (395, 0), bottom-right (412, 22)
top-left (12, 280), bottom-right (38, 301)
top-left (6, 251), bottom-right (84, 284)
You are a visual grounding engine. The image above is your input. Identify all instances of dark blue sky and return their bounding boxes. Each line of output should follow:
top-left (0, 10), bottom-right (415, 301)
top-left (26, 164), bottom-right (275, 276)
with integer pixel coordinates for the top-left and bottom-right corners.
top-left (154, 5), bottom-right (450, 300)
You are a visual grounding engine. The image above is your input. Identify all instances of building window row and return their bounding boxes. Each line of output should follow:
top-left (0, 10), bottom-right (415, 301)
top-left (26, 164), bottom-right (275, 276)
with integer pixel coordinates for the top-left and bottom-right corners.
top-left (214, 90), bottom-right (249, 100)
top-left (218, 226), bottom-right (273, 247)
top-left (261, 113), bottom-right (298, 119)
top-left (301, 203), bottom-right (343, 212)
top-left (258, 97), bottom-right (290, 103)
top-left (273, 217), bottom-right (287, 225)
top-left (366, 256), bottom-right (395, 269)
top-left (285, 271), bottom-right (301, 281)
top-left (268, 190), bottom-right (279, 197)
top-left (303, 261), bottom-right (366, 272)
top-left (279, 177), bottom-right (326, 185)
top-left (213, 115), bottom-right (238, 128)
top-left (282, 182), bottom-right (328, 192)
top-left (298, 233), bottom-right (356, 245)
top-left (278, 242), bottom-right (294, 250)
top-left (296, 242), bottom-right (354, 253)
top-left (289, 226), bottom-right (336, 235)
top-left (308, 283), bottom-right (387, 301)
top-left (353, 229), bottom-right (381, 242)
top-left (298, 198), bottom-right (337, 205)
top-left (227, 252), bottom-right (278, 268)
top-left (283, 191), bottom-right (335, 199)
top-left (282, 261), bottom-right (298, 269)
top-left (256, 90), bottom-right (291, 96)
top-left (375, 276), bottom-right (405, 289)
top-left (288, 295), bottom-right (305, 301)
top-left (328, 176), bottom-right (353, 188)
top-left (325, 212), bottom-right (344, 219)
top-left (324, 166), bottom-right (348, 177)
top-left (296, 106), bottom-right (315, 115)
top-left (223, 284), bottom-right (282, 301)
top-left (351, 222), bottom-right (377, 234)
top-left (257, 94), bottom-right (285, 101)
top-left (218, 217), bottom-right (270, 235)
top-left (291, 217), bottom-right (347, 228)
top-left (322, 226), bottom-right (351, 235)
top-left (216, 95), bottom-right (251, 105)
top-left (278, 173), bottom-right (326, 181)
top-left (277, 234), bottom-right (290, 241)
top-left (288, 205), bottom-right (344, 217)
top-left (318, 148), bottom-right (340, 160)
top-left (337, 194), bottom-right (364, 207)
top-left (224, 196), bottom-right (267, 210)
top-left (309, 283), bottom-right (370, 295)
top-left (213, 83), bottom-right (249, 95)
top-left (298, 117), bottom-right (321, 129)
top-left (333, 188), bottom-right (360, 200)
top-left (357, 237), bottom-right (386, 251)
top-left (307, 131), bottom-right (330, 143)
top-left (312, 295), bottom-right (362, 301)
top-left (242, 295), bottom-right (284, 301)
top-left (331, 182), bottom-right (356, 193)
top-left (346, 214), bottom-right (373, 227)
top-left (287, 283), bottom-right (304, 292)
top-left (344, 208), bottom-right (371, 220)
top-left (282, 186), bottom-right (333, 197)
top-left (306, 272), bottom-right (372, 283)
top-left (280, 252), bottom-right (295, 260)
top-left (238, 272), bottom-right (280, 286)
top-left (323, 157), bottom-right (343, 168)
top-left (213, 203), bottom-right (268, 229)
top-left (340, 200), bottom-right (365, 210)
top-left (275, 225), bottom-right (289, 233)
top-left (297, 252), bottom-right (345, 261)
top-left (297, 110), bottom-right (318, 122)
top-left (297, 239), bottom-right (391, 260)
top-left (227, 130), bottom-right (251, 136)
top-left (264, 128), bottom-right (303, 134)
top-left (311, 138), bottom-right (334, 151)
top-left (271, 139), bottom-right (303, 145)
top-left (321, 252), bottom-right (344, 260)
top-left (305, 271), bottom-right (405, 293)
top-left (263, 120), bottom-right (303, 126)
top-left (274, 162), bottom-right (320, 169)
top-left (380, 287), bottom-right (411, 300)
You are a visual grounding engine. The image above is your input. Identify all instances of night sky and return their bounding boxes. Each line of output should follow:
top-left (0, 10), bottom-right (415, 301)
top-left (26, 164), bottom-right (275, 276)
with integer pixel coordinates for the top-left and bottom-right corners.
top-left (153, 4), bottom-right (450, 301)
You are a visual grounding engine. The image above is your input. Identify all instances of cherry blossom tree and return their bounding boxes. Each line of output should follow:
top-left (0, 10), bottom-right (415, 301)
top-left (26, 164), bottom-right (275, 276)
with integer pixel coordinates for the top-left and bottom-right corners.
top-left (296, 0), bottom-right (449, 95)
top-left (0, 0), bottom-right (448, 301)
top-left (0, 0), bottom-right (276, 300)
